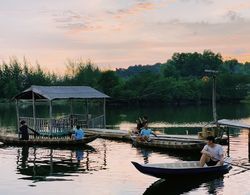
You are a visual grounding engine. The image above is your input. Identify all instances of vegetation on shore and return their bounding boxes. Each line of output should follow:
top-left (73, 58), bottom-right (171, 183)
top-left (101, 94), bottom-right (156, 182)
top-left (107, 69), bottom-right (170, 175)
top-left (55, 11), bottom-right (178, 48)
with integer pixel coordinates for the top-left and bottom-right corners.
top-left (0, 50), bottom-right (250, 104)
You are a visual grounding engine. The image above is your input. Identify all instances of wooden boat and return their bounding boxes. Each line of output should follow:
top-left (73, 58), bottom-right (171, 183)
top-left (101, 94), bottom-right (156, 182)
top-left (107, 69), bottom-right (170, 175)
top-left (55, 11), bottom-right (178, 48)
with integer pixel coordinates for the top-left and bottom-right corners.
top-left (131, 158), bottom-right (232, 179)
top-left (131, 135), bottom-right (206, 151)
top-left (0, 135), bottom-right (98, 147)
top-left (85, 128), bottom-right (131, 141)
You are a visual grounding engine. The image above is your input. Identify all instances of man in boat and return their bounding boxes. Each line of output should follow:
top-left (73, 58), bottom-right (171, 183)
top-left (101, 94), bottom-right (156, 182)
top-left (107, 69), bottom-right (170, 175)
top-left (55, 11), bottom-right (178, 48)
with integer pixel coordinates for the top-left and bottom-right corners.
top-left (74, 125), bottom-right (85, 140)
top-left (133, 116), bottom-right (148, 135)
top-left (139, 122), bottom-right (157, 141)
top-left (200, 136), bottom-right (224, 167)
top-left (19, 120), bottom-right (29, 140)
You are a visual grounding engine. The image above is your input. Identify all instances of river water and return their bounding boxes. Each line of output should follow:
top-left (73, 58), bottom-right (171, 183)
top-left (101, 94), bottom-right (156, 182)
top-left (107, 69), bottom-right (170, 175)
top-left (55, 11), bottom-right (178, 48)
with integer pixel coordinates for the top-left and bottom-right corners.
top-left (0, 103), bottom-right (250, 195)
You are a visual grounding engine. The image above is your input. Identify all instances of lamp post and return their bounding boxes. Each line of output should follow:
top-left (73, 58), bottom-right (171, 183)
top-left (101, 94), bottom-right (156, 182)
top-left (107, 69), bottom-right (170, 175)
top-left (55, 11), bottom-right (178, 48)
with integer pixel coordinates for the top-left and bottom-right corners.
top-left (205, 69), bottom-right (218, 123)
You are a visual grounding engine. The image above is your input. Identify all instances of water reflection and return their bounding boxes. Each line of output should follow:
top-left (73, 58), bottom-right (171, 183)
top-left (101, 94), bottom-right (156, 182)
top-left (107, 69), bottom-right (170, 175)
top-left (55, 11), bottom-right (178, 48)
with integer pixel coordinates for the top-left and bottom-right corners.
top-left (136, 148), bottom-right (152, 164)
top-left (144, 176), bottom-right (224, 195)
top-left (134, 146), bottom-right (201, 164)
top-left (16, 145), bottom-right (105, 183)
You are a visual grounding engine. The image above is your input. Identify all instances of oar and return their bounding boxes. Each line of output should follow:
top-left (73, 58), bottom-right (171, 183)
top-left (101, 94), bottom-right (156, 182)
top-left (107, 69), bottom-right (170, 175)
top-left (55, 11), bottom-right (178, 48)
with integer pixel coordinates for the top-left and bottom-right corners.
top-left (28, 127), bottom-right (40, 136)
top-left (215, 157), bottom-right (250, 170)
top-left (224, 161), bottom-right (250, 170)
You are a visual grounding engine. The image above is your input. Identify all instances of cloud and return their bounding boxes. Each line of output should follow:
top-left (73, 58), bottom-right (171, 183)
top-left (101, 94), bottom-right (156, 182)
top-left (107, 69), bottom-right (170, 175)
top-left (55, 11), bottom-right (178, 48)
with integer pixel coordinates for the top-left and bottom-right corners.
top-left (232, 48), bottom-right (248, 55)
top-left (50, 9), bottom-right (103, 32)
top-left (179, 0), bottom-right (213, 5)
top-left (107, 2), bottom-right (161, 19)
top-left (225, 10), bottom-right (246, 22)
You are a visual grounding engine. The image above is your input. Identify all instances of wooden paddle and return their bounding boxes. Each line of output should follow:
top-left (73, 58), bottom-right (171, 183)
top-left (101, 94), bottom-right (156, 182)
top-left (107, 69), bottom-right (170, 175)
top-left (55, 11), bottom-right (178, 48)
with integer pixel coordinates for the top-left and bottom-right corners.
top-left (216, 157), bottom-right (250, 170)
top-left (224, 161), bottom-right (250, 170)
top-left (28, 127), bottom-right (40, 136)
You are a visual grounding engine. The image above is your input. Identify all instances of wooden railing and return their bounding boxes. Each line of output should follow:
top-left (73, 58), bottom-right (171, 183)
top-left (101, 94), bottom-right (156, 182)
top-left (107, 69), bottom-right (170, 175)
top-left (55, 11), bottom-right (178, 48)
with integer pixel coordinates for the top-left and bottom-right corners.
top-left (88, 115), bottom-right (104, 128)
top-left (19, 114), bottom-right (104, 136)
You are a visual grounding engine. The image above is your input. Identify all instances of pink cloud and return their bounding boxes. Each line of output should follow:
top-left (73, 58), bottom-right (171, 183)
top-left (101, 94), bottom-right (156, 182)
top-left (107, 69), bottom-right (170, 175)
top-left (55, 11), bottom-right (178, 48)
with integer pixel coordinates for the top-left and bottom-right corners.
top-left (108, 2), bottom-right (159, 19)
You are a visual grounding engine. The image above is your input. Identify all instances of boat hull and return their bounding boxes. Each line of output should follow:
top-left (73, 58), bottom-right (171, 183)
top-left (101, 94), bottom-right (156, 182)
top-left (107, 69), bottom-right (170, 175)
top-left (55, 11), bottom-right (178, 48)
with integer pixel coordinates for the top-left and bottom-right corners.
top-left (131, 136), bottom-right (206, 151)
top-left (0, 135), bottom-right (98, 147)
top-left (131, 161), bottom-right (231, 179)
top-left (85, 129), bottom-right (130, 141)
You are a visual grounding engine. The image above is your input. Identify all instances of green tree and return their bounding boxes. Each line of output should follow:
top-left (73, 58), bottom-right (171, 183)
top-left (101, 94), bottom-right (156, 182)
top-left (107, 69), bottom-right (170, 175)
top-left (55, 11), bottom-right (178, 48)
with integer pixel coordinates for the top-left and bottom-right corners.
top-left (98, 70), bottom-right (120, 96)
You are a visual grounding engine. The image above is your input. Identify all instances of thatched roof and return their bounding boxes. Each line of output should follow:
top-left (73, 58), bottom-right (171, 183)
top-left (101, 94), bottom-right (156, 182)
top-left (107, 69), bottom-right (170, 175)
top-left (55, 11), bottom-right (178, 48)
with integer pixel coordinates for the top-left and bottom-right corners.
top-left (14, 85), bottom-right (109, 100)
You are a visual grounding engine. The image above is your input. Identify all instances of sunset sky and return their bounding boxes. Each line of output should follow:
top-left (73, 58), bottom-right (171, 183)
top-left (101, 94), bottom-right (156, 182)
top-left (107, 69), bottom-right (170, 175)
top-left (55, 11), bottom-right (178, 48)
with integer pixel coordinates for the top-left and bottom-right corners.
top-left (0, 0), bottom-right (250, 73)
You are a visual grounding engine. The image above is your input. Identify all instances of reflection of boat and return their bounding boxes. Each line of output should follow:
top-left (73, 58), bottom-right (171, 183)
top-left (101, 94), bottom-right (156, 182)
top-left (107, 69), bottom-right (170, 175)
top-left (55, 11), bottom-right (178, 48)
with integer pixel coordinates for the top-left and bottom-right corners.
top-left (16, 145), bottom-right (105, 182)
top-left (131, 159), bottom-right (231, 179)
top-left (0, 135), bottom-right (98, 147)
top-left (144, 176), bottom-right (224, 195)
top-left (131, 135), bottom-right (206, 151)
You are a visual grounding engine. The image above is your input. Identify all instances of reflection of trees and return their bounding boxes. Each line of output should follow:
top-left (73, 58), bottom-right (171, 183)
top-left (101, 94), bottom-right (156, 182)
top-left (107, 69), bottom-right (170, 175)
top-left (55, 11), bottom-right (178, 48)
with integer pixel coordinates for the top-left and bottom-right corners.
top-left (16, 145), bottom-right (107, 182)
top-left (144, 176), bottom-right (224, 195)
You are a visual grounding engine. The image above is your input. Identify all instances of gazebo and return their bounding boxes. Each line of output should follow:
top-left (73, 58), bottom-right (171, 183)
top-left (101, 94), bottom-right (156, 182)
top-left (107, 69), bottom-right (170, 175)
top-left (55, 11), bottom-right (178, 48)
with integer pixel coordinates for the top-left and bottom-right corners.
top-left (14, 85), bottom-right (109, 137)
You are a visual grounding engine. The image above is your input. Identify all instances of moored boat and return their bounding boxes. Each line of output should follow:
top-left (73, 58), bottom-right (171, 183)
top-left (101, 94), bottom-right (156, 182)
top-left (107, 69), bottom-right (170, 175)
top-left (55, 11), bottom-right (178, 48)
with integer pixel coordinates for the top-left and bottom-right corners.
top-left (131, 157), bottom-right (232, 179)
top-left (0, 135), bottom-right (98, 147)
top-left (131, 135), bottom-right (206, 151)
top-left (85, 128), bottom-right (131, 141)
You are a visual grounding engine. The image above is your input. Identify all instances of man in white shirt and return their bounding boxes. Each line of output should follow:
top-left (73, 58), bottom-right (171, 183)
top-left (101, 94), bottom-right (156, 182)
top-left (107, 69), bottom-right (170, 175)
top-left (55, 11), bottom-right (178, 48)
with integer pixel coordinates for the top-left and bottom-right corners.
top-left (200, 136), bottom-right (224, 167)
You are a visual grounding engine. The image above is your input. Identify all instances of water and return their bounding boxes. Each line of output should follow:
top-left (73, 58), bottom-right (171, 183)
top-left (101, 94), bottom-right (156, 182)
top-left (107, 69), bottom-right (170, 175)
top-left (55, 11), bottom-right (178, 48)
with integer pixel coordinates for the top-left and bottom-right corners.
top-left (0, 103), bottom-right (250, 195)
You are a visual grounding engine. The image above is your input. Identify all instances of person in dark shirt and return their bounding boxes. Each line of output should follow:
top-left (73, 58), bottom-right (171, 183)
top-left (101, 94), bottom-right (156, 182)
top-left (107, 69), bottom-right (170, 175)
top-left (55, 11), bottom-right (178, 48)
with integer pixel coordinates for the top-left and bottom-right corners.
top-left (19, 120), bottom-right (29, 140)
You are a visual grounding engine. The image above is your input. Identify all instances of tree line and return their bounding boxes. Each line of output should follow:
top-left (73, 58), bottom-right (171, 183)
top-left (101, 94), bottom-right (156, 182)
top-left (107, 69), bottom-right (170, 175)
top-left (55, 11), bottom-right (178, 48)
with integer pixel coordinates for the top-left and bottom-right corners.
top-left (0, 50), bottom-right (250, 104)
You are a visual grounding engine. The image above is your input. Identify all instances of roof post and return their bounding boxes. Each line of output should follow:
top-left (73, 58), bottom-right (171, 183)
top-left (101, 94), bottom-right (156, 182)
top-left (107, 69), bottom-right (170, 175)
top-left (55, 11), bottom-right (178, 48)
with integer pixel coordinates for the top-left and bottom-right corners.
top-left (212, 75), bottom-right (217, 122)
top-left (86, 99), bottom-right (89, 127)
top-left (32, 91), bottom-right (36, 130)
top-left (15, 99), bottom-right (20, 138)
top-left (103, 98), bottom-right (106, 128)
top-left (70, 99), bottom-right (73, 115)
top-left (49, 100), bottom-right (53, 136)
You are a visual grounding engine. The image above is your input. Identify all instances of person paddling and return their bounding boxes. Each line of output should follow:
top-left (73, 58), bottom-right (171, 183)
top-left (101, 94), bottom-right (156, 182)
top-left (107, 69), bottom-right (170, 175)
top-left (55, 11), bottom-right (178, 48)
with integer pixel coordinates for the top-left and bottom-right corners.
top-left (19, 120), bottom-right (29, 140)
top-left (200, 136), bottom-right (224, 167)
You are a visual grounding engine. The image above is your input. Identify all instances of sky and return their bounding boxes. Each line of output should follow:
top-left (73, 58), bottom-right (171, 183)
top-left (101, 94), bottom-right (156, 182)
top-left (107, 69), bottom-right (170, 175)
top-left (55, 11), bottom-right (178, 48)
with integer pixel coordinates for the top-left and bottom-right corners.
top-left (0, 0), bottom-right (250, 73)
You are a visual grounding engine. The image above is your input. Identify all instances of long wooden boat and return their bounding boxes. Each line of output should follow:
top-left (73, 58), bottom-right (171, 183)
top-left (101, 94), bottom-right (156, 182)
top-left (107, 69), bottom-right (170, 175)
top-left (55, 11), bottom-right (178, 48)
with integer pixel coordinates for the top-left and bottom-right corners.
top-left (0, 135), bottom-right (98, 147)
top-left (85, 128), bottom-right (131, 141)
top-left (131, 135), bottom-right (206, 151)
top-left (131, 158), bottom-right (232, 179)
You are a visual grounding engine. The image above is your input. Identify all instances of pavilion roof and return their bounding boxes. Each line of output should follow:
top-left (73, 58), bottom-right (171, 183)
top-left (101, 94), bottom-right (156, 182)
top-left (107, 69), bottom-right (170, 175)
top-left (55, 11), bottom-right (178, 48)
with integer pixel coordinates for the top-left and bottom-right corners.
top-left (14, 85), bottom-right (109, 100)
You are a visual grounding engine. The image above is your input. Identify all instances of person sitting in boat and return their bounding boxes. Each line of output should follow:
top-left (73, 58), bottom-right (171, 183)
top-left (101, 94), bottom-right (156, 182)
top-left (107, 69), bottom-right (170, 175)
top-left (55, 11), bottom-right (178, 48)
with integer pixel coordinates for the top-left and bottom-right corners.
top-left (139, 123), bottom-right (157, 141)
top-left (200, 136), bottom-right (224, 167)
top-left (133, 116), bottom-right (149, 135)
top-left (19, 120), bottom-right (29, 140)
top-left (74, 125), bottom-right (85, 140)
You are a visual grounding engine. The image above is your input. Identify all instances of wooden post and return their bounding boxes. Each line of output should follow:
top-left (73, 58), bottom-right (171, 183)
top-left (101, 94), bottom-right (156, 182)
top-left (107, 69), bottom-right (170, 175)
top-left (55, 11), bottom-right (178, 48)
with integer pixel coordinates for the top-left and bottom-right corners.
top-left (70, 99), bottom-right (74, 128)
top-left (32, 92), bottom-right (36, 130)
top-left (205, 70), bottom-right (218, 123)
top-left (49, 100), bottom-right (53, 136)
top-left (86, 99), bottom-right (89, 127)
top-left (212, 75), bottom-right (217, 122)
top-left (16, 99), bottom-right (20, 138)
top-left (248, 129), bottom-right (250, 162)
top-left (103, 98), bottom-right (106, 128)
top-left (227, 127), bottom-right (230, 157)
top-left (70, 99), bottom-right (73, 115)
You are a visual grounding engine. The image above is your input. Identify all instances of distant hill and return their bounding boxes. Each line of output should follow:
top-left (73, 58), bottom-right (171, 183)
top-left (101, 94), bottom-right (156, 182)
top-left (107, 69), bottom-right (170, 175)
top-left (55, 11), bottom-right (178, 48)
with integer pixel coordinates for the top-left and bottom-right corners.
top-left (115, 63), bottom-right (162, 78)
